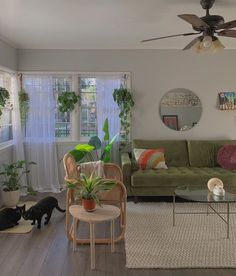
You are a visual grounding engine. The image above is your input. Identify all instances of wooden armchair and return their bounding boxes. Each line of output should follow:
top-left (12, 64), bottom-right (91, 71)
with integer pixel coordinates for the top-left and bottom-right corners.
top-left (63, 153), bottom-right (127, 244)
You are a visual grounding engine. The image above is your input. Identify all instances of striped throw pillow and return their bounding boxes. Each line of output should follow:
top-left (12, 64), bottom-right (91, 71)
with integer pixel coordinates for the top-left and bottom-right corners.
top-left (133, 148), bottom-right (168, 170)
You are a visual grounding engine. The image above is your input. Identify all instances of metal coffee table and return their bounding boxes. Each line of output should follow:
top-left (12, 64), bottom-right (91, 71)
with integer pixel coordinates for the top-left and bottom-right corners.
top-left (173, 186), bottom-right (236, 239)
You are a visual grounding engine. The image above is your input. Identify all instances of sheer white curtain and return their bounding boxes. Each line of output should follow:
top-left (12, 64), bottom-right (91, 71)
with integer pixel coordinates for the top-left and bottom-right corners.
top-left (24, 75), bottom-right (60, 192)
top-left (96, 75), bottom-right (121, 164)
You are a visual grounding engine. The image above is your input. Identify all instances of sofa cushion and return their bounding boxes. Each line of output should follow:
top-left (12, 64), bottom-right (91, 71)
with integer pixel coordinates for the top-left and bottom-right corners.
top-left (131, 167), bottom-right (236, 187)
top-left (132, 140), bottom-right (189, 167)
top-left (187, 140), bottom-right (236, 167)
top-left (217, 144), bottom-right (236, 170)
top-left (133, 148), bottom-right (168, 170)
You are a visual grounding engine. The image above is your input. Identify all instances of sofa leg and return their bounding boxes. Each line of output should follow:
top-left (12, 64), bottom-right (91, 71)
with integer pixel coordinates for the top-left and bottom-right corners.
top-left (134, 196), bottom-right (139, 204)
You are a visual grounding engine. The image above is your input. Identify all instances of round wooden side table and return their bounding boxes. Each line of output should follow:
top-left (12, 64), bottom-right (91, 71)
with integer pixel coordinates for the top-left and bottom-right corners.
top-left (69, 204), bottom-right (120, 270)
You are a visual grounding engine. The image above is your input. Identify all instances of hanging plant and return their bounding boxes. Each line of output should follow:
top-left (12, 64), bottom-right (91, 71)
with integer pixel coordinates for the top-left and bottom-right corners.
top-left (19, 89), bottom-right (29, 126)
top-left (0, 87), bottom-right (10, 118)
top-left (113, 88), bottom-right (134, 141)
top-left (57, 91), bottom-right (81, 113)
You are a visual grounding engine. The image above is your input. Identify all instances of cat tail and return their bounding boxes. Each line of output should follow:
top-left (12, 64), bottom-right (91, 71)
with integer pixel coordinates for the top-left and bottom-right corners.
top-left (56, 205), bottom-right (66, 213)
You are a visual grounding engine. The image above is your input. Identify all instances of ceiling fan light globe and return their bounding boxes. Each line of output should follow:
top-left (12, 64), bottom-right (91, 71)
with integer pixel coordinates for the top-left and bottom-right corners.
top-left (212, 38), bottom-right (225, 53)
top-left (202, 36), bottom-right (213, 48)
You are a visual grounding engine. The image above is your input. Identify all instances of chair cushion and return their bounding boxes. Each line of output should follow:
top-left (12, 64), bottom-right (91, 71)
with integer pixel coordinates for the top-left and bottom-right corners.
top-left (133, 148), bottom-right (168, 170)
top-left (217, 144), bottom-right (236, 170)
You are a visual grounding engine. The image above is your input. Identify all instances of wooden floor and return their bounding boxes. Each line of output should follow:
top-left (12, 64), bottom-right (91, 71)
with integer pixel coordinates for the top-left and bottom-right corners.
top-left (0, 192), bottom-right (236, 276)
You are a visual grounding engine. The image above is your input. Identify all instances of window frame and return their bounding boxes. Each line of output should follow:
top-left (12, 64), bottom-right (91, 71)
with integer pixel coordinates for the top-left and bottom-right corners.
top-left (19, 71), bottom-right (131, 143)
top-left (0, 69), bottom-right (15, 149)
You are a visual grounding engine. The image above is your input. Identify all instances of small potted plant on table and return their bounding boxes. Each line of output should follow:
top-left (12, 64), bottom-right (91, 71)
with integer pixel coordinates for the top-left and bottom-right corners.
top-left (66, 173), bottom-right (116, 212)
top-left (0, 160), bottom-right (36, 207)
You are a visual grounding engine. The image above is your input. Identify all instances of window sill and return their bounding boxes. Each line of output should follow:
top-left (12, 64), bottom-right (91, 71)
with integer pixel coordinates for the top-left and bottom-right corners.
top-left (0, 140), bottom-right (14, 151)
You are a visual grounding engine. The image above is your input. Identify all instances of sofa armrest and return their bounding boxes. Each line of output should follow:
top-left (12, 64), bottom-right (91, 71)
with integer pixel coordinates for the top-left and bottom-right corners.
top-left (121, 152), bottom-right (132, 196)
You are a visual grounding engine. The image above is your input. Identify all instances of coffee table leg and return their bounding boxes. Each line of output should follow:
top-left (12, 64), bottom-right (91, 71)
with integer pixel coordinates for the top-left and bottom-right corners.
top-left (173, 194), bottom-right (175, 227)
top-left (227, 202), bottom-right (230, 239)
top-left (111, 220), bottom-right (115, 252)
top-left (90, 223), bottom-right (95, 269)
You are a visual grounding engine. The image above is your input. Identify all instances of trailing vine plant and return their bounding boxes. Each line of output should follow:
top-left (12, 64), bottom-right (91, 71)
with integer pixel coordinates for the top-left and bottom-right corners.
top-left (0, 87), bottom-right (10, 118)
top-left (113, 87), bottom-right (134, 142)
top-left (18, 73), bottom-right (29, 127)
top-left (57, 91), bottom-right (81, 113)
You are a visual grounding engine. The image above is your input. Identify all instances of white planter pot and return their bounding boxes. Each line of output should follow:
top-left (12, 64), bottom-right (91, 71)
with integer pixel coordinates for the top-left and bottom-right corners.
top-left (2, 190), bottom-right (20, 207)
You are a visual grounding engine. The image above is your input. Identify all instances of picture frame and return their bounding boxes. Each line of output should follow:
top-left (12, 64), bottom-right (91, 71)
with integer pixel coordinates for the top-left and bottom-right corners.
top-left (218, 92), bottom-right (236, 110)
top-left (162, 115), bottom-right (178, 130)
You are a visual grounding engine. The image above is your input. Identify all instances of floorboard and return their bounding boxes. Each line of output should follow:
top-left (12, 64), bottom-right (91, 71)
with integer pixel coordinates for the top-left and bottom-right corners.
top-left (0, 192), bottom-right (236, 276)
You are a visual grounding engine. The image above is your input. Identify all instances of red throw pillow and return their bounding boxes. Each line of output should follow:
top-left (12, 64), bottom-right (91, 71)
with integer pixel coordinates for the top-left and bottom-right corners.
top-left (217, 144), bottom-right (236, 170)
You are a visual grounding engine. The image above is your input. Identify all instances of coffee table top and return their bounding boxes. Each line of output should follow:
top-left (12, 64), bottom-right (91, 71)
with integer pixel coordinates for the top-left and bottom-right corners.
top-left (175, 186), bottom-right (236, 203)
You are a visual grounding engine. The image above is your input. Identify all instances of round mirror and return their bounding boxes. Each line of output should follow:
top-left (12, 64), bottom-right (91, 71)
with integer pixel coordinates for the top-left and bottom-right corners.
top-left (160, 88), bottom-right (202, 131)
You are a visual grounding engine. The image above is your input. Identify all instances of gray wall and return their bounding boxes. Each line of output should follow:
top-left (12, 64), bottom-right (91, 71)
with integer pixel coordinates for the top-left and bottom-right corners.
top-left (0, 40), bottom-right (17, 70)
top-left (18, 49), bottom-right (236, 140)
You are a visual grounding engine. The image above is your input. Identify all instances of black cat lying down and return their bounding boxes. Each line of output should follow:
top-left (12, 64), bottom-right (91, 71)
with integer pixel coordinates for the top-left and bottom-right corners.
top-left (0, 205), bottom-right (25, 231)
top-left (23, 196), bottom-right (65, 229)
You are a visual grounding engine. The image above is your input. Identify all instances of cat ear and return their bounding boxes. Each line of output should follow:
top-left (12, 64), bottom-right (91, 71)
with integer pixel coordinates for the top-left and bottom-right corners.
top-left (22, 205), bottom-right (26, 211)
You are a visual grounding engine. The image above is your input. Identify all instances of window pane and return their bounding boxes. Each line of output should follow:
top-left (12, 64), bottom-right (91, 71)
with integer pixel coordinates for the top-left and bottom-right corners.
top-left (79, 78), bottom-right (97, 138)
top-left (0, 72), bottom-right (13, 144)
top-left (0, 125), bottom-right (13, 143)
top-left (54, 77), bottom-right (72, 138)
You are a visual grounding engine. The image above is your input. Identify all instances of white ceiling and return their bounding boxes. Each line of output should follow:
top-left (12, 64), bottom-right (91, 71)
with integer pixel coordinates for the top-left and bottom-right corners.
top-left (1, 0), bottom-right (236, 49)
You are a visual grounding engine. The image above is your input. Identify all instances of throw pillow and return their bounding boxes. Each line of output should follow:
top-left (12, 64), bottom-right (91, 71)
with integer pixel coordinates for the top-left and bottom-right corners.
top-left (133, 148), bottom-right (168, 170)
top-left (217, 144), bottom-right (236, 170)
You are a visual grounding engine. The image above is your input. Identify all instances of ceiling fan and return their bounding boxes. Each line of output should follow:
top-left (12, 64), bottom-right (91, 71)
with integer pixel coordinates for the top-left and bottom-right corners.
top-left (141, 0), bottom-right (236, 52)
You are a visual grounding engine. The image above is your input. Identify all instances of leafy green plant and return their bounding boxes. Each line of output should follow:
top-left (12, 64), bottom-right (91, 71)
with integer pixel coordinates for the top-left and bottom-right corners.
top-left (69, 118), bottom-right (118, 163)
top-left (0, 160), bottom-right (36, 191)
top-left (0, 87), bottom-right (10, 118)
top-left (19, 89), bottom-right (29, 126)
top-left (66, 173), bottom-right (116, 205)
top-left (58, 91), bottom-right (81, 113)
top-left (113, 88), bottom-right (134, 141)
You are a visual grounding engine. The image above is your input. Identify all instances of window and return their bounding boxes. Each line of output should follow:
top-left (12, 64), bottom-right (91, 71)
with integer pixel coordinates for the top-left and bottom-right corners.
top-left (79, 77), bottom-right (97, 138)
top-left (0, 72), bottom-right (13, 145)
top-left (53, 76), bottom-right (72, 138)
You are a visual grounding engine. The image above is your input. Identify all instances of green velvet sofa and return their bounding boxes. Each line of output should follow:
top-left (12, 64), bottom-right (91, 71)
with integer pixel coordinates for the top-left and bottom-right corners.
top-left (121, 139), bottom-right (236, 196)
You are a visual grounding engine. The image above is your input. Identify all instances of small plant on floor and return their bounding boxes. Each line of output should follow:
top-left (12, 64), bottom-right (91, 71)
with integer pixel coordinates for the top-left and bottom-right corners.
top-left (66, 173), bottom-right (116, 211)
top-left (0, 160), bottom-right (36, 192)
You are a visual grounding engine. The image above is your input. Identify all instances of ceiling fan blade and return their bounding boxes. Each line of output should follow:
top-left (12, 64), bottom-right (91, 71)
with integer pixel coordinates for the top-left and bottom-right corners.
top-left (141, 32), bottom-right (199, 43)
top-left (178, 14), bottom-right (209, 29)
top-left (216, 20), bottom-right (236, 30)
top-left (218, 29), bottom-right (236, 38)
top-left (183, 36), bottom-right (203, 50)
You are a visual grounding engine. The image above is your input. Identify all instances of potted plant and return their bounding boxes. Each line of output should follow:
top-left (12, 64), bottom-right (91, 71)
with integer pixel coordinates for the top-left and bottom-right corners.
top-left (57, 91), bottom-right (81, 113)
top-left (0, 87), bottom-right (10, 118)
top-left (113, 88), bottom-right (134, 142)
top-left (66, 173), bottom-right (116, 212)
top-left (0, 160), bottom-right (36, 207)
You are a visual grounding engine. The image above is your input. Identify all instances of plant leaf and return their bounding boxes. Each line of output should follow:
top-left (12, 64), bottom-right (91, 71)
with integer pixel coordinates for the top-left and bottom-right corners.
top-left (102, 118), bottom-right (110, 141)
top-left (88, 136), bottom-right (101, 150)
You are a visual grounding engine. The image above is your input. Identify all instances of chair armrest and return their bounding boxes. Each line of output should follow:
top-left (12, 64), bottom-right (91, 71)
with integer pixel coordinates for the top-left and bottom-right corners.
top-left (121, 152), bottom-right (132, 195)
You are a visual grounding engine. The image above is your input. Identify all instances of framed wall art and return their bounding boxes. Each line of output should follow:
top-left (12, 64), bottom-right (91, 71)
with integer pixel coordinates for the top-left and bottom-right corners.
top-left (218, 92), bottom-right (236, 110)
top-left (162, 115), bottom-right (179, 130)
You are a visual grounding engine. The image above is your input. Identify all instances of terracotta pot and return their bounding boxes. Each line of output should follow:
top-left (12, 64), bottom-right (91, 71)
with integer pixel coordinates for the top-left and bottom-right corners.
top-left (2, 189), bottom-right (20, 207)
top-left (82, 198), bottom-right (96, 212)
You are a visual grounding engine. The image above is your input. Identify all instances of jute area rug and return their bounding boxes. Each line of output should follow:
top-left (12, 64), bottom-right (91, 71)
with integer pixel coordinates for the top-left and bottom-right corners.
top-left (125, 202), bottom-right (236, 269)
top-left (0, 201), bottom-right (36, 234)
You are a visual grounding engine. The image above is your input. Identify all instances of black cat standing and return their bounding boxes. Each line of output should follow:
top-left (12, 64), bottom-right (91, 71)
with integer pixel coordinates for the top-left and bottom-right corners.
top-left (23, 196), bottom-right (65, 229)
